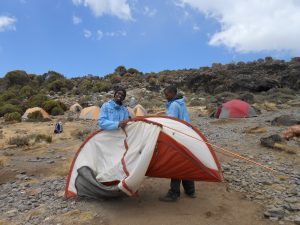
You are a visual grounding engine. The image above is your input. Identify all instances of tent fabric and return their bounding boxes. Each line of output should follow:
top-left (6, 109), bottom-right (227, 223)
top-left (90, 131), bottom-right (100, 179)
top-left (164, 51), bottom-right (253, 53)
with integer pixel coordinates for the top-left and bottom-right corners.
top-left (127, 104), bottom-right (147, 118)
top-left (218, 99), bottom-right (257, 118)
top-left (65, 116), bottom-right (223, 199)
top-left (69, 103), bottom-right (82, 113)
top-left (22, 107), bottom-right (50, 120)
top-left (79, 106), bottom-right (100, 120)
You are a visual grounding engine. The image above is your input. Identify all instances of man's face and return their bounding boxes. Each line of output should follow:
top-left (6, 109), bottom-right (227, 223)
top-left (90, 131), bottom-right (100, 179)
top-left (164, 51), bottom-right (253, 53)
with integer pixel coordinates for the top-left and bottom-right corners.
top-left (114, 90), bottom-right (126, 104)
top-left (164, 90), bottom-right (175, 101)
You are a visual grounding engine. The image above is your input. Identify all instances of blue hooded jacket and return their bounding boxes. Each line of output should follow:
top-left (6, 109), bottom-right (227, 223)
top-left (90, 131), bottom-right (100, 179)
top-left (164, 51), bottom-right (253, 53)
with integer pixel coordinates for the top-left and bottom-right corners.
top-left (98, 100), bottom-right (129, 130)
top-left (166, 97), bottom-right (190, 123)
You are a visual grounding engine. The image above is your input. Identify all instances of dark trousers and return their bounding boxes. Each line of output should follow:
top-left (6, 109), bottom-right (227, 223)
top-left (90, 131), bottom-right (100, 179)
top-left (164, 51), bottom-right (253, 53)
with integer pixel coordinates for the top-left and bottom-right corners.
top-left (170, 179), bottom-right (195, 196)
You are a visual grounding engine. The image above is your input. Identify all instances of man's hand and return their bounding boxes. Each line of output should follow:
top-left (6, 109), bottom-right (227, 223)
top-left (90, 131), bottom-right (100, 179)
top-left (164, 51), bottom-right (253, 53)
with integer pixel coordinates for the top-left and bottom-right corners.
top-left (119, 119), bottom-right (129, 129)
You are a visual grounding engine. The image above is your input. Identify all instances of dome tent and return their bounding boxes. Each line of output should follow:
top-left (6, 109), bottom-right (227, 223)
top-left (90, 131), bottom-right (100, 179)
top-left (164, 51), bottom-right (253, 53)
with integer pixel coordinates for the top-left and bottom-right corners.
top-left (215, 99), bottom-right (257, 119)
top-left (65, 116), bottom-right (223, 199)
top-left (79, 106), bottom-right (100, 120)
top-left (127, 104), bottom-right (147, 118)
top-left (69, 103), bottom-right (82, 113)
top-left (22, 107), bottom-right (50, 121)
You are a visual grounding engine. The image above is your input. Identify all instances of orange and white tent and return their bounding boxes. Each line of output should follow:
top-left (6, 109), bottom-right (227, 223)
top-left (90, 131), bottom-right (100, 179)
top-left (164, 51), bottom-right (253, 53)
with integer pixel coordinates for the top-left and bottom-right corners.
top-left (65, 116), bottom-right (223, 198)
top-left (79, 106), bottom-right (100, 120)
top-left (127, 104), bottom-right (147, 118)
top-left (69, 103), bottom-right (82, 113)
top-left (22, 107), bottom-right (50, 120)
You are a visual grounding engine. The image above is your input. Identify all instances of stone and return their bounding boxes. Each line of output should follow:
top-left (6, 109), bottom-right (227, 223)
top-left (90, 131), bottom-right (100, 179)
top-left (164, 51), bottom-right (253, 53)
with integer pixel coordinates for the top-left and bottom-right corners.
top-left (264, 207), bottom-right (285, 219)
top-left (294, 216), bottom-right (300, 225)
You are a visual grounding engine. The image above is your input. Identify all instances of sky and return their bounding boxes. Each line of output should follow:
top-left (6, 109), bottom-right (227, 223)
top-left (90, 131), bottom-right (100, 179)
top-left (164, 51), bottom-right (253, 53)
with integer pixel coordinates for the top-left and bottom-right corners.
top-left (0, 0), bottom-right (300, 78)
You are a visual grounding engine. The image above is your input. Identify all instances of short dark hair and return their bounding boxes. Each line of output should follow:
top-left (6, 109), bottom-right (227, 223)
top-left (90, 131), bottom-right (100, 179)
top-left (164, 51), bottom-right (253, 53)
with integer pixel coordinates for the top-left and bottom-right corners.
top-left (114, 87), bottom-right (126, 98)
top-left (164, 86), bottom-right (177, 94)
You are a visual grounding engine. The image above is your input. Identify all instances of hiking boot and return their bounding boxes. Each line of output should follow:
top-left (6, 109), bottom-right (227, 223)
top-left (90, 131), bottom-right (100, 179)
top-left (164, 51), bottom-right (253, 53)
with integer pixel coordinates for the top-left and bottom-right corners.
top-left (186, 192), bottom-right (196, 198)
top-left (159, 191), bottom-right (179, 202)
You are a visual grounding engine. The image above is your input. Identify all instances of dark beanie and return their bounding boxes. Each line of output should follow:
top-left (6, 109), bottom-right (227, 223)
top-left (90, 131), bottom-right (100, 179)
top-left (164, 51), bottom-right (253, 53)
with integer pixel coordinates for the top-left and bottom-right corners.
top-left (114, 87), bottom-right (126, 98)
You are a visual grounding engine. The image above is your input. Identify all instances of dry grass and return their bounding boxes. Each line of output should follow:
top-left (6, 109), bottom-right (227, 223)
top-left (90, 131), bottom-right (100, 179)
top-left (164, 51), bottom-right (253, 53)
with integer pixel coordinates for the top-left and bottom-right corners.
top-left (244, 126), bottom-right (267, 134)
top-left (209, 118), bottom-right (241, 125)
top-left (274, 143), bottom-right (298, 154)
top-left (0, 219), bottom-right (13, 225)
top-left (25, 206), bottom-right (47, 221)
top-left (54, 210), bottom-right (95, 225)
top-left (0, 156), bottom-right (9, 167)
top-left (51, 159), bottom-right (73, 177)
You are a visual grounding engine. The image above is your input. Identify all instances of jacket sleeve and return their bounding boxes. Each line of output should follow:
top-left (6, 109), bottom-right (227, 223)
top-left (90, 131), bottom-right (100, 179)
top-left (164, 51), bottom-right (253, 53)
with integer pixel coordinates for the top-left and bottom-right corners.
top-left (98, 104), bottom-right (119, 130)
top-left (166, 102), bottom-right (180, 118)
top-left (124, 108), bottom-right (129, 120)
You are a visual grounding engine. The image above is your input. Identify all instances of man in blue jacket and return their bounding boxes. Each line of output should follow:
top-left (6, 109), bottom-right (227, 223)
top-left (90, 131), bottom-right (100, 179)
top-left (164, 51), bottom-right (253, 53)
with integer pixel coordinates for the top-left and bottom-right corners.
top-left (159, 86), bottom-right (196, 202)
top-left (98, 87), bottom-right (129, 130)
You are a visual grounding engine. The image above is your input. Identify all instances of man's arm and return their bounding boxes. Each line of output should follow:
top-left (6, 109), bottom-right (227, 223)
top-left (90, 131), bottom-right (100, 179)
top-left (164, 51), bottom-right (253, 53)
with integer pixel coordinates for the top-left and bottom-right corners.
top-left (98, 104), bottom-right (119, 130)
top-left (166, 102), bottom-right (180, 118)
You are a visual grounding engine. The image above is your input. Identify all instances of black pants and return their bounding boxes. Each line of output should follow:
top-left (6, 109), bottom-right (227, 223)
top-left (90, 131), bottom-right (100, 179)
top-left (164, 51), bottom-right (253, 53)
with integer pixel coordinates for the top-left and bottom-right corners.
top-left (170, 179), bottom-right (195, 196)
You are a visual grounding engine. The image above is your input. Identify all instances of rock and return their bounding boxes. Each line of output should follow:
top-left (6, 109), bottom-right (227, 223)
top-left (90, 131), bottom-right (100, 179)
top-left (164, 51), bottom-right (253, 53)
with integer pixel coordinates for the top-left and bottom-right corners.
top-left (260, 134), bottom-right (285, 148)
top-left (271, 115), bottom-right (300, 126)
top-left (264, 207), bottom-right (285, 219)
top-left (294, 216), bottom-right (300, 225)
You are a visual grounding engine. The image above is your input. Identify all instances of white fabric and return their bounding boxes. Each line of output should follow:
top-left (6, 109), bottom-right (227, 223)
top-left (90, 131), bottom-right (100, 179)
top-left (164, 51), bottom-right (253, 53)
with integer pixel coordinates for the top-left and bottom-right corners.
top-left (146, 117), bottom-right (218, 170)
top-left (118, 122), bottom-right (161, 195)
top-left (68, 122), bottom-right (161, 196)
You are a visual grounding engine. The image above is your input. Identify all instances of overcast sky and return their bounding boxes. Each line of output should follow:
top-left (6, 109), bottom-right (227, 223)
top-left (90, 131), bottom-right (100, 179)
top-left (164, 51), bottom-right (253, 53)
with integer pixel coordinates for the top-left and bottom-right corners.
top-left (1, 0), bottom-right (299, 77)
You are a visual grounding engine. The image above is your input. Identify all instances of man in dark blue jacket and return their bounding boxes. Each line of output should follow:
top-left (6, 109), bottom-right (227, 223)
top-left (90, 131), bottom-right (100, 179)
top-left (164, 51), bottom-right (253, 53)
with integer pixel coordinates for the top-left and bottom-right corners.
top-left (98, 87), bottom-right (129, 130)
top-left (159, 86), bottom-right (196, 202)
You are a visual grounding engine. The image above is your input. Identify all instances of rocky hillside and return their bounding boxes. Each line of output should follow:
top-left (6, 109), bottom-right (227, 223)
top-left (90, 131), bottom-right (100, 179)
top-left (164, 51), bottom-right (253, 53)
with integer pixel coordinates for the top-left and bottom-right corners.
top-left (0, 57), bottom-right (299, 120)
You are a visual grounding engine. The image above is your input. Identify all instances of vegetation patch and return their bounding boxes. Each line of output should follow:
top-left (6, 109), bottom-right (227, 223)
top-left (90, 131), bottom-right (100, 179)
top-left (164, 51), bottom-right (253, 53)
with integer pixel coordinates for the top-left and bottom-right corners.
top-left (8, 135), bottom-right (30, 147)
top-left (32, 134), bottom-right (52, 143)
top-left (72, 129), bottom-right (93, 140)
top-left (4, 112), bottom-right (22, 123)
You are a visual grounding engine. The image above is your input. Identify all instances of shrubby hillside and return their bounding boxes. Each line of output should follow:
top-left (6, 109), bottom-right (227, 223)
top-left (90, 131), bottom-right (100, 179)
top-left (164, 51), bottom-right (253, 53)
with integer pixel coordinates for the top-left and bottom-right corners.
top-left (0, 56), bottom-right (299, 120)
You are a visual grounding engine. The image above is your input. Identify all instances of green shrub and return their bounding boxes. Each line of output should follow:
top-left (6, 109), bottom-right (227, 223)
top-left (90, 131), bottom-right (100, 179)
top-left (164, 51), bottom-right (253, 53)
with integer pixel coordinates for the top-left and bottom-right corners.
top-left (45, 71), bottom-right (65, 83)
top-left (79, 96), bottom-right (92, 107)
top-left (127, 68), bottom-right (139, 74)
top-left (114, 65), bottom-right (127, 76)
top-left (0, 104), bottom-right (23, 117)
top-left (4, 112), bottom-right (21, 122)
top-left (8, 135), bottom-right (29, 146)
top-left (93, 81), bottom-right (112, 93)
top-left (78, 80), bottom-right (93, 94)
top-left (48, 80), bottom-right (66, 92)
top-left (28, 94), bottom-right (49, 108)
top-left (20, 85), bottom-right (36, 98)
top-left (27, 111), bottom-right (45, 122)
top-left (42, 100), bottom-right (66, 116)
top-left (7, 98), bottom-right (22, 105)
top-left (4, 70), bottom-right (30, 86)
top-left (0, 91), bottom-right (18, 102)
top-left (50, 106), bottom-right (64, 116)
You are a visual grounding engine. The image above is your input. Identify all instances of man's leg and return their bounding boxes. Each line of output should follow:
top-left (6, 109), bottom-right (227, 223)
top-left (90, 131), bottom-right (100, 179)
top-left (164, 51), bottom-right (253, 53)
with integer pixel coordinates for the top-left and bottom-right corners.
top-left (182, 180), bottom-right (196, 198)
top-left (159, 179), bottom-right (181, 202)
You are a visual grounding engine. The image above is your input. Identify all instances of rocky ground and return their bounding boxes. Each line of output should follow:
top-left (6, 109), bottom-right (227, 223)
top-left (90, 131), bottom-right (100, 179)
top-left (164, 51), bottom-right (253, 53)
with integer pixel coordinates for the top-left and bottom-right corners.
top-left (0, 99), bottom-right (299, 225)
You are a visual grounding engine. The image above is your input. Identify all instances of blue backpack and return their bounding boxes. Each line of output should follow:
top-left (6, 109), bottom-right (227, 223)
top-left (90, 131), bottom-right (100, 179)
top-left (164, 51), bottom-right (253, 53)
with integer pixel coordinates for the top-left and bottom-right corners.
top-left (54, 122), bottom-right (63, 134)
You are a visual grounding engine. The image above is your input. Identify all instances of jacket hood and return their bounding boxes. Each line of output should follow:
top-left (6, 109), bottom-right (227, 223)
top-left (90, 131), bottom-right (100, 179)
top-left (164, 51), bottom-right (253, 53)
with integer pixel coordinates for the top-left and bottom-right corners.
top-left (166, 96), bottom-right (185, 107)
top-left (109, 99), bottom-right (125, 108)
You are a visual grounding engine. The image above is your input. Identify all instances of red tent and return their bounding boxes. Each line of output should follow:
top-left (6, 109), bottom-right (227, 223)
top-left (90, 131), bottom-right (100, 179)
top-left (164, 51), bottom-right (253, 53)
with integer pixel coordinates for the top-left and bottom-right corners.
top-left (215, 99), bottom-right (257, 118)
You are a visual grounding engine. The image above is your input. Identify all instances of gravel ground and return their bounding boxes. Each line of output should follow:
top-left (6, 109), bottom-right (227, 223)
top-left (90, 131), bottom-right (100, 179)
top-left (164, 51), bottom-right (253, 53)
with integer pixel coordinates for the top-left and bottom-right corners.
top-left (0, 105), bottom-right (299, 224)
top-left (192, 106), bottom-right (300, 223)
